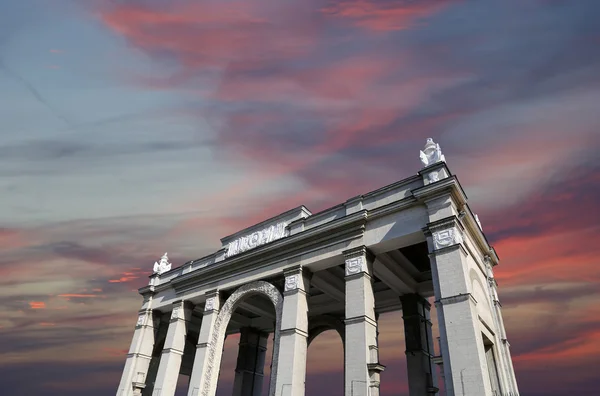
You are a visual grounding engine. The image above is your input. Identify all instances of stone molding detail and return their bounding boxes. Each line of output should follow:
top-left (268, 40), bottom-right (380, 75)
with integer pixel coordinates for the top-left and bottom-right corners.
top-left (201, 281), bottom-right (283, 396)
top-left (345, 256), bottom-right (365, 276)
top-left (428, 171), bottom-right (440, 183)
top-left (171, 306), bottom-right (180, 320)
top-left (204, 297), bottom-right (216, 311)
top-left (432, 227), bottom-right (463, 250)
top-left (284, 274), bottom-right (299, 292)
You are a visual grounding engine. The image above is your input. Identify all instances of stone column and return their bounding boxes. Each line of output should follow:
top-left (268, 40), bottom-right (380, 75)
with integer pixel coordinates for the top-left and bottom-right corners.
top-left (273, 266), bottom-right (310, 396)
top-left (231, 327), bottom-right (269, 396)
top-left (116, 295), bottom-right (156, 396)
top-left (143, 316), bottom-right (170, 396)
top-left (426, 209), bottom-right (493, 396)
top-left (152, 300), bottom-right (193, 396)
top-left (400, 294), bottom-right (438, 396)
top-left (343, 246), bottom-right (384, 396)
top-left (187, 291), bottom-right (222, 396)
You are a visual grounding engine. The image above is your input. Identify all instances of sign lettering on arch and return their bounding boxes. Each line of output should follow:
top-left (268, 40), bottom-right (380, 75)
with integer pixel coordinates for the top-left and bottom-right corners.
top-left (226, 222), bottom-right (289, 258)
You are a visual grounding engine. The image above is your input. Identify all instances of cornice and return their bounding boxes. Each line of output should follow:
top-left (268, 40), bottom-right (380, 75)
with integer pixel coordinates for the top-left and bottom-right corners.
top-left (169, 210), bottom-right (368, 294)
top-left (417, 160), bottom-right (449, 177)
top-left (367, 195), bottom-right (418, 220)
top-left (423, 215), bottom-right (464, 234)
top-left (357, 174), bottom-right (422, 200)
top-left (411, 175), bottom-right (468, 208)
top-left (138, 284), bottom-right (155, 296)
top-left (461, 204), bottom-right (500, 266)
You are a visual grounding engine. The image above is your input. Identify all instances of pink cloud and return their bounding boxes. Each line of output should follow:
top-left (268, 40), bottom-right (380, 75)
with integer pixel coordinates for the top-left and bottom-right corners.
top-left (98, 1), bottom-right (317, 73)
top-left (321, 0), bottom-right (458, 31)
top-left (57, 294), bottom-right (104, 299)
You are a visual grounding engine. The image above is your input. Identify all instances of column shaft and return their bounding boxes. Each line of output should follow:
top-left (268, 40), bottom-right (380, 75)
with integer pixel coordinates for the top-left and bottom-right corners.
top-left (231, 327), bottom-right (269, 396)
top-left (427, 220), bottom-right (493, 395)
top-left (344, 247), bottom-right (384, 396)
top-left (116, 296), bottom-right (156, 396)
top-left (152, 301), bottom-right (193, 396)
top-left (187, 293), bottom-right (222, 396)
top-left (143, 318), bottom-right (170, 396)
top-left (400, 294), bottom-right (438, 396)
top-left (273, 267), bottom-right (310, 396)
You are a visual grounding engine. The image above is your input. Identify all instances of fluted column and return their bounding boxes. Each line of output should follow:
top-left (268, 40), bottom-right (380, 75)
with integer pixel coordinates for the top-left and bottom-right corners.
top-left (152, 300), bottom-right (193, 396)
top-left (273, 266), bottom-right (310, 396)
top-left (401, 294), bottom-right (438, 396)
top-left (343, 246), bottom-right (384, 396)
top-left (116, 295), bottom-right (157, 396)
top-left (187, 291), bottom-right (222, 396)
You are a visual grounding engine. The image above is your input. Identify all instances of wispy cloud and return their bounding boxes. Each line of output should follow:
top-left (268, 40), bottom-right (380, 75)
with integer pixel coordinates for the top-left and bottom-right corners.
top-left (1, 0), bottom-right (599, 395)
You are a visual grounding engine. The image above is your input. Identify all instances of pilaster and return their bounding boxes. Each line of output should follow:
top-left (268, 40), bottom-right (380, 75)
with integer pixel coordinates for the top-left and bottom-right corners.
top-left (343, 246), bottom-right (384, 396)
top-left (152, 300), bottom-right (194, 396)
top-left (187, 291), bottom-right (222, 396)
top-left (273, 266), bottom-right (310, 396)
top-left (484, 258), bottom-right (520, 395)
top-left (116, 295), bottom-right (157, 396)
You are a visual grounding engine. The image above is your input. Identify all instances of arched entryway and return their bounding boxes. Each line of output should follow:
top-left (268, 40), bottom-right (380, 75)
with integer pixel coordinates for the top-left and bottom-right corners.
top-left (306, 315), bottom-right (345, 396)
top-left (201, 281), bottom-right (283, 396)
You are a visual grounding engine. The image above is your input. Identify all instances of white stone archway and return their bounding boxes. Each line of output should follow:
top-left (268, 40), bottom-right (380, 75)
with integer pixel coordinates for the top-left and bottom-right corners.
top-left (201, 281), bottom-right (283, 396)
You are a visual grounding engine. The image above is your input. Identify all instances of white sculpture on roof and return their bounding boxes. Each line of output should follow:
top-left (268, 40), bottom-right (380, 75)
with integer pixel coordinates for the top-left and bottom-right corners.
top-left (153, 252), bottom-right (172, 275)
top-left (419, 138), bottom-right (446, 167)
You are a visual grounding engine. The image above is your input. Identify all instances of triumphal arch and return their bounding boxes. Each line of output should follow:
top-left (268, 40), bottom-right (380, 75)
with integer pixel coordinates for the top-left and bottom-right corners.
top-left (116, 139), bottom-right (520, 396)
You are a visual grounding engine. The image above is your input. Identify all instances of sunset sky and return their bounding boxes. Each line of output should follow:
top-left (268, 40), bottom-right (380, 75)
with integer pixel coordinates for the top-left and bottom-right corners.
top-left (1, 0), bottom-right (599, 395)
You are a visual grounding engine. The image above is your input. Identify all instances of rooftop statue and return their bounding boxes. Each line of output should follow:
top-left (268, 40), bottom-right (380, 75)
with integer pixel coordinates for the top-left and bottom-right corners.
top-left (419, 138), bottom-right (446, 167)
top-left (153, 252), bottom-right (172, 275)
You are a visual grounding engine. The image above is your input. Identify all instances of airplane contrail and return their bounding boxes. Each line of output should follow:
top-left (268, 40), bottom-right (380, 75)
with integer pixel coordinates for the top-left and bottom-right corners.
top-left (0, 56), bottom-right (73, 127)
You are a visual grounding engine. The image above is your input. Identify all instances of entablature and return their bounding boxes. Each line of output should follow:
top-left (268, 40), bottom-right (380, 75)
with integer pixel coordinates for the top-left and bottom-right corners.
top-left (141, 159), bottom-right (499, 299)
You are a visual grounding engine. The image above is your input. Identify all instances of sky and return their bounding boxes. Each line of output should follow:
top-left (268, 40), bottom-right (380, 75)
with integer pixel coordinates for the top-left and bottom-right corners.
top-left (0, 0), bottom-right (599, 395)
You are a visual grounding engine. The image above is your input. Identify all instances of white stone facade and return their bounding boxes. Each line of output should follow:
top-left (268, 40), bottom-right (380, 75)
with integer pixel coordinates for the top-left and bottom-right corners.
top-left (116, 139), bottom-right (519, 396)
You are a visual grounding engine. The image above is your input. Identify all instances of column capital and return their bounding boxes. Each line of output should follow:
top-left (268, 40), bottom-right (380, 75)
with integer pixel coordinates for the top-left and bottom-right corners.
top-left (283, 266), bottom-right (311, 293)
top-left (343, 246), bottom-right (375, 278)
top-left (422, 216), bottom-right (466, 254)
top-left (170, 300), bottom-right (193, 322)
top-left (342, 245), bottom-right (375, 262)
top-left (203, 290), bottom-right (222, 313)
top-left (135, 309), bottom-right (154, 328)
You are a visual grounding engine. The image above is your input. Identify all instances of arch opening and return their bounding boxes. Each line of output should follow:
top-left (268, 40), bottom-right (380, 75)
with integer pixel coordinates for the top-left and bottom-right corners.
top-left (306, 316), bottom-right (345, 396)
top-left (202, 281), bottom-right (283, 396)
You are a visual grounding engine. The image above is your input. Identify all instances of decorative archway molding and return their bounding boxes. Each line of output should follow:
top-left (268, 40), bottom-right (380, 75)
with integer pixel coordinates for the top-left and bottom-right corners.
top-left (201, 281), bottom-right (283, 396)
